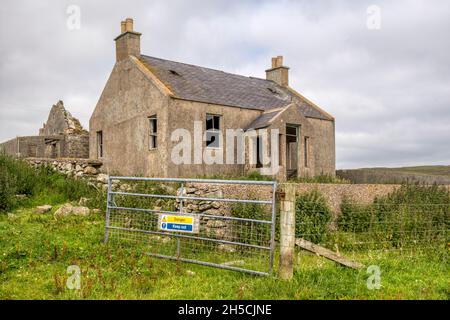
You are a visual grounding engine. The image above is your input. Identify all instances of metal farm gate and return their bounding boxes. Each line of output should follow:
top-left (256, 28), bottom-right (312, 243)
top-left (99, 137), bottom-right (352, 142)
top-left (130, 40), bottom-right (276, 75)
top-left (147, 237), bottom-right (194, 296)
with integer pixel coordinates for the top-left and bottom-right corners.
top-left (104, 177), bottom-right (277, 276)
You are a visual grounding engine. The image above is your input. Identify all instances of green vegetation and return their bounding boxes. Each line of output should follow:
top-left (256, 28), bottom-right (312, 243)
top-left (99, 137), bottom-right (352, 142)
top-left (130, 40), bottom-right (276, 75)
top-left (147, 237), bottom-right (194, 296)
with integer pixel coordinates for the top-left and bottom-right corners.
top-left (371, 165), bottom-right (450, 177)
top-left (0, 155), bottom-right (105, 213)
top-left (290, 174), bottom-right (350, 184)
top-left (337, 184), bottom-right (450, 249)
top-left (196, 171), bottom-right (274, 181)
top-left (0, 207), bottom-right (448, 299)
top-left (337, 165), bottom-right (450, 184)
top-left (295, 190), bottom-right (332, 244)
top-left (198, 172), bottom-right (349, 184)
top-left (0, 156), bottom-right (448, 299)
top-left (231, 201), bottom-right (270, 247)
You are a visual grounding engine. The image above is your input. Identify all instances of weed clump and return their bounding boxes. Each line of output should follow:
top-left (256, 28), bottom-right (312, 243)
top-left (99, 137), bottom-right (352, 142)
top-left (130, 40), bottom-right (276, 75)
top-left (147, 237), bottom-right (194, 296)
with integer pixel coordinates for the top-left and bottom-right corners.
top-left (295, 190), bottom-right (332, 244)
top-left (337, 184), bottom-right (450, 249)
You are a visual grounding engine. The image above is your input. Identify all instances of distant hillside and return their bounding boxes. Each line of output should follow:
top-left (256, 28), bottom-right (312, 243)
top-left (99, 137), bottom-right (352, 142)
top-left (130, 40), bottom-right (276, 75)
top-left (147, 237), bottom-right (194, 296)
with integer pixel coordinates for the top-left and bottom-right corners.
top-left (336, 165), bottom-right (450, 185)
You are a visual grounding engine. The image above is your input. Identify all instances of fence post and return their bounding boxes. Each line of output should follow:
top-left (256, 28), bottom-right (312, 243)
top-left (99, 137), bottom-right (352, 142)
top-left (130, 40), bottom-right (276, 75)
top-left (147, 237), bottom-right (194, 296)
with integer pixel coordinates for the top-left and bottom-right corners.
top-left (279, 183), bottom-right (296, 280)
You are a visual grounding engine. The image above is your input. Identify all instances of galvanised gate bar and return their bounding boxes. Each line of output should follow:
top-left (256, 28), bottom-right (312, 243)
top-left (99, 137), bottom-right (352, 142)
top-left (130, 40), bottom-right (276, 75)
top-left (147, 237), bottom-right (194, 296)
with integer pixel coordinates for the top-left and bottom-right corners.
top-left (104, 177), bottom-right (277, 276)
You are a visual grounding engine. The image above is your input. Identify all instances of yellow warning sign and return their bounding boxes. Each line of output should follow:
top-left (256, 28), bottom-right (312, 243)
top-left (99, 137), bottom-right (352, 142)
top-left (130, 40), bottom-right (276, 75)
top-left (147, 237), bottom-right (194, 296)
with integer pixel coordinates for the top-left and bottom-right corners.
top-left (163, 215), bottom-right (193, 224)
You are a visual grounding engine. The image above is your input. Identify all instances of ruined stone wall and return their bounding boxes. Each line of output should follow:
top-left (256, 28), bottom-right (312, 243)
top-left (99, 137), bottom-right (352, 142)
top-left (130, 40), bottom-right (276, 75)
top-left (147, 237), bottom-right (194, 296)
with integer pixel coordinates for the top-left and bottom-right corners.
top-left (0, 136), bottom-right (47, 158)
top-left (25, 158), bottom-right (103, 179)
top-left (1, 101), bottom-right (89, 160)
top-left (40, 101), bottom-right (87, 136)
top-left (0, 137), bottom-right (19, 156)
top-left (64, 135), bottom-right (89, 159)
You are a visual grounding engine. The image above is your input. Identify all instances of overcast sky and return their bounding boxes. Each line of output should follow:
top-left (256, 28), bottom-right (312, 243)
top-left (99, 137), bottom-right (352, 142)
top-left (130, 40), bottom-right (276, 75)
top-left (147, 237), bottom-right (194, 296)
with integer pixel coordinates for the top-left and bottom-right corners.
top-left (0, 0), bottom-right (449, 169)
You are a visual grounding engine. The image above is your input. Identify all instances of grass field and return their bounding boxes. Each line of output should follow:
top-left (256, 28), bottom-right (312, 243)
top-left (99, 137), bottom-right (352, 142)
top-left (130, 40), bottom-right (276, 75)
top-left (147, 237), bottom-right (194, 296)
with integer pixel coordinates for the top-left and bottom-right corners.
top-left (1, 156), bottom-right (448, 300)
top-left (391, 166), bottom-right (450, 177)
top-left (0, 205), bottom-right (448, 300)
top-left (365, 165), bottom-right (450, 177)
top-left (337, 165), bottom-right (450, 184)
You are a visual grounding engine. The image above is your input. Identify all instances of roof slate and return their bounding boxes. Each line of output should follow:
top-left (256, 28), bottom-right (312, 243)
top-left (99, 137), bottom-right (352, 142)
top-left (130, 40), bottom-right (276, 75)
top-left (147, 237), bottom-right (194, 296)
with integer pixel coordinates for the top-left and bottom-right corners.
top-left (245, 110), bottom-right (282, 130)
top-left (140, 55), bottom-right (332, 120)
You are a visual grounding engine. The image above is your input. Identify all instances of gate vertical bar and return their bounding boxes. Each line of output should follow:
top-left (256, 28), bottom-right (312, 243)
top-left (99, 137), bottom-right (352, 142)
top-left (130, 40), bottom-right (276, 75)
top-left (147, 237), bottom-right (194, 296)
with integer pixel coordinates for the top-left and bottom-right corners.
top-left (104, 176), bottom-right (112, 244)
top-left (268, 182), bottom-right (277, 274)
top-left (176, 182), bottom-right (184, 258)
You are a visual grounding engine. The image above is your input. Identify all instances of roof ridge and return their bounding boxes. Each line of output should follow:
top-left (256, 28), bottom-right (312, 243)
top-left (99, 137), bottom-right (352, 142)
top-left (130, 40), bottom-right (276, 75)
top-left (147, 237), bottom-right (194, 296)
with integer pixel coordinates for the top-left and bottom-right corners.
top-left (141, 54), bottom-right (273, 84)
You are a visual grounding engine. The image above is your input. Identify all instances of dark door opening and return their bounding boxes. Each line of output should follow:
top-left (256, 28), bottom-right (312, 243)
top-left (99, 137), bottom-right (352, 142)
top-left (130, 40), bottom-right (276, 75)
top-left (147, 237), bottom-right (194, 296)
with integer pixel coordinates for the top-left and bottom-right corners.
top-left (286, 125), bottom-right (298, 179)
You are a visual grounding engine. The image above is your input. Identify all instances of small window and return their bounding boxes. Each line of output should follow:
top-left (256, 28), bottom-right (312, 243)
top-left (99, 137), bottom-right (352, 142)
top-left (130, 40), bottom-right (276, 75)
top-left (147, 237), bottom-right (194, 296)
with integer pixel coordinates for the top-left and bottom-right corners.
top-left (304, 136), bottom-right (309, 167)
top-left (97, 131), bottom-right (103, 158)
top-left (206, 114), bottom-right (221, 148)
top-left (149, 115), bottom-right (157, 149)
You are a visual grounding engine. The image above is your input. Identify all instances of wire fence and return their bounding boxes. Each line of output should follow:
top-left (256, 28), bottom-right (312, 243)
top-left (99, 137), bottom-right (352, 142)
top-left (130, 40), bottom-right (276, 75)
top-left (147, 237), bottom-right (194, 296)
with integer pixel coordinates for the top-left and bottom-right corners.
top-left (105, 179), bottom-right (449, 275)
top-left (296, 203), bottom-right (449, 256)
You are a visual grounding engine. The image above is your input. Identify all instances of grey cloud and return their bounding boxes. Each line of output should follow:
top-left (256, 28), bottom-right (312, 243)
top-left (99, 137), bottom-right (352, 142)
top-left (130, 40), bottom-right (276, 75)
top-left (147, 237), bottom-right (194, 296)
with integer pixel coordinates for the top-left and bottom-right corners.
top-left (0, 0), bottom-right (449, 169)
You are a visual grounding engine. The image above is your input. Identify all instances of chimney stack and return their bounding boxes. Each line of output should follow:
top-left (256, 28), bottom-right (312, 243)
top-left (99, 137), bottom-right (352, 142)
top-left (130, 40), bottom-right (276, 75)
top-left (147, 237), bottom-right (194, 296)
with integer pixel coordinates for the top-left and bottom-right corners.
top-left (114, 18), bottom-right (141, 62)
top-left (266, 55), bottom-right (289, 86)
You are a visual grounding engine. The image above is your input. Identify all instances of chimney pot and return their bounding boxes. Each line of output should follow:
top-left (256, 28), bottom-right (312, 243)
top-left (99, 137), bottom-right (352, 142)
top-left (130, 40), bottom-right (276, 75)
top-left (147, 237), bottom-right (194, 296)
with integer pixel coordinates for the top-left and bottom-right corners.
top-left (125, 18), bottom-right (133, 32)
top-left (121, 21), bottom-right (126, 33)
top-left (272, 56), bottom-right (283, 68)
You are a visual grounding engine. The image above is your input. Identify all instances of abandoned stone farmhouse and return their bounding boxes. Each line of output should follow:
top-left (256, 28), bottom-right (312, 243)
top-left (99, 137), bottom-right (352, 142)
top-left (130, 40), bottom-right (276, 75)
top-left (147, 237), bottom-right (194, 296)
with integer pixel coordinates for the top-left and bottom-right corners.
top-left (89, 18), bottom-right (335, 180)
top-left (1, 18), bottom-right (335, 181)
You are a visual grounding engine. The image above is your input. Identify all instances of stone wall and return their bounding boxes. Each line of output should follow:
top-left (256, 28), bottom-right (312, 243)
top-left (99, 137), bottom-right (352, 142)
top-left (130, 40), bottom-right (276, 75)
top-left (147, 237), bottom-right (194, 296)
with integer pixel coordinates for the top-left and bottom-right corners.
top-left (39, 101), bottom-right (87, 136)
top-left (177, 182), bottom-right (450, 218)
top-left (64, 135), bottom-right (89, 159)
top-left (176, 185), bottom-right (230, 242)
top-left (0, 136), bottom-right (47, 158)
top-left (19, 156), bottom-right (450, 219)
top-left (25, 158), bottom-right (103, 179)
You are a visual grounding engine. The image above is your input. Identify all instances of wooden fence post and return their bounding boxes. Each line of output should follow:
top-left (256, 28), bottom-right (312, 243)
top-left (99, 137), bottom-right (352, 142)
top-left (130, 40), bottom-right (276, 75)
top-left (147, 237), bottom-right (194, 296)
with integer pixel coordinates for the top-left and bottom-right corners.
top-left (279, 183), bottom-right (296, 280)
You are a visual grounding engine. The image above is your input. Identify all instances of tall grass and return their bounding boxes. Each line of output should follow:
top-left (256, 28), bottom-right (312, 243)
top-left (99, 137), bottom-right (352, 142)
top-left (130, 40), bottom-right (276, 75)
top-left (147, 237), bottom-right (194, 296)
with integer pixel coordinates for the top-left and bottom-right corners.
top-left (0, 155), bottom-right (105, 212)
top-left (197, 171), bottom-right (274, 181)
top-left (337, 184), bottom-right (450, 250)
top-left (295, 190), bottom-right (332, 244)
top-left (290, 175), bottom-right (350, 184)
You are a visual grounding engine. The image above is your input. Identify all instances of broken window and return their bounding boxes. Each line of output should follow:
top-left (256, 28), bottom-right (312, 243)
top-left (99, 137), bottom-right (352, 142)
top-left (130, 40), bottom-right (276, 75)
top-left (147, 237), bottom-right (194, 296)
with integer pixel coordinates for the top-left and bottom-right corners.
top-left (149, 115), bottom-right (157, 149)
top-left (206, 114), bottom-right (221, 148)
top-left (97, 131), bottom-right (103, 158)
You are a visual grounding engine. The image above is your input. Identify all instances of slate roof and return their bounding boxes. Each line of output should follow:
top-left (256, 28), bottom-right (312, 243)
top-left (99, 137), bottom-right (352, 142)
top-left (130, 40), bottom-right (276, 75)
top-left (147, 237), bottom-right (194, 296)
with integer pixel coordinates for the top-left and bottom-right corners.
top-left (140, 55), bottom-right (332, 120)
top-left (245, 109), bottom-right (282, 130)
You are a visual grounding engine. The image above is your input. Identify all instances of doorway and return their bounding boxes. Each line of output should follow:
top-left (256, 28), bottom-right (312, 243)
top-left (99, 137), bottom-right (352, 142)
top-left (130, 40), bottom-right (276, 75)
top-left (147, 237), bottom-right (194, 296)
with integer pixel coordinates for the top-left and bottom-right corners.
top-left (286, 125), bottom-right (299, 179)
